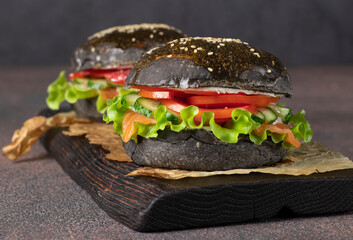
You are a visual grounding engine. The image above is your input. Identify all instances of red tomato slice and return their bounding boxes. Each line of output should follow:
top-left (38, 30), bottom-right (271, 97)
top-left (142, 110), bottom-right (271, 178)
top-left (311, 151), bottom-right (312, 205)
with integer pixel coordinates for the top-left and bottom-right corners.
top-left (159, 99), bottom-right (189, 112)
top-left (194, 105), bottom-right (257, 124)
top-left (196, 105), bottom-right (256, 118)
top-left (69, 71), bottom-right (88, 80)
top-left (132, 85), bottom-right (191, 98)
top-left (69, 66), bottom-right (132, 84)
top-left (186, 95), bottom-right (279, 108)
top-left (131, 85), bottom-right (280, 102)
top-left (103, 71), bottom-right (130, 84)
top-left (132, 85), bottom-right (279, 109)
top-left (138, 89), bottom-right (174, 99)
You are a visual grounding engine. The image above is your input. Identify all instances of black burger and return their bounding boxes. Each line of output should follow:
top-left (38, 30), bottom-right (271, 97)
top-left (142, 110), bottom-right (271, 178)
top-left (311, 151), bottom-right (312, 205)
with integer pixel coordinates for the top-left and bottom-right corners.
top-left (104, 37), bottom-right (312, 171)
top-left (46, 23), bottom-right (184, 121)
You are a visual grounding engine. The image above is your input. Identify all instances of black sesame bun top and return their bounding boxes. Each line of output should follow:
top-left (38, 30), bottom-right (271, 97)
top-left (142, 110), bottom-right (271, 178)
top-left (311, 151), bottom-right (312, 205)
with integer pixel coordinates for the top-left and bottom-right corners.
top-left (72, 23), bottom-right (185, 71)
top-left (126, 37), bottom-right (293, 97)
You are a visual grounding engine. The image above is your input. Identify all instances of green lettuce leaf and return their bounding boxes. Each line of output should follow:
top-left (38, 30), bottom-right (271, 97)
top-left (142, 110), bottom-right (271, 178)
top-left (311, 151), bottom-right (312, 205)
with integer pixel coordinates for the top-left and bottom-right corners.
top-left (249, 128), bottom-right (289, 148)
top-left (103, 88), bottom-right (138, 136)
top-left (289, 109), bottom-right (313, 142)
top-left (104, 91), bottom-right (313, 148)
top-left (46, 71), bottom-right (106, 111)
top-left (249, 108), bottom-right (313, 148)
top-left (105, 94), bottom-right (260, 143)
top-left (96, 94), bottom-right (108, 113)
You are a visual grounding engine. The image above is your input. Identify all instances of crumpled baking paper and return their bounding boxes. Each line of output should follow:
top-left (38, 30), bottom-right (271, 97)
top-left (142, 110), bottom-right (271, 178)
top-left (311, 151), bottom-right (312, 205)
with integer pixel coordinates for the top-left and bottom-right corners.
top-left (2, 111), bottom-right (90, 160)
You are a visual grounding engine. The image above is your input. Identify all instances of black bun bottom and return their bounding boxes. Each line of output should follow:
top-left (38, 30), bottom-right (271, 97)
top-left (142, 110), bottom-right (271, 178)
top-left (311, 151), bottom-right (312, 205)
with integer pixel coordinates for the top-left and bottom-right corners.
top-left (71, 98), bottom-right (103, 122)
top-left (123, 128), bottom-right (287, 171)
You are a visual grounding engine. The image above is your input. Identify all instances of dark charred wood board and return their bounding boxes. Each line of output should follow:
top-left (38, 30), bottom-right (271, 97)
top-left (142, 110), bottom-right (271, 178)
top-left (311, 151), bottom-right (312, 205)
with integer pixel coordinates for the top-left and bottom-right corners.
top-left (39, 110), bottom-right (353, 232)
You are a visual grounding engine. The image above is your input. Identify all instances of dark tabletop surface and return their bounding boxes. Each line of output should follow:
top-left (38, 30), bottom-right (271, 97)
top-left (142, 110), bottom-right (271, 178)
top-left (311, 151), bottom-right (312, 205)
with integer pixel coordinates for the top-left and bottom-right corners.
top-left (1, 66), bottom-right (353, 239)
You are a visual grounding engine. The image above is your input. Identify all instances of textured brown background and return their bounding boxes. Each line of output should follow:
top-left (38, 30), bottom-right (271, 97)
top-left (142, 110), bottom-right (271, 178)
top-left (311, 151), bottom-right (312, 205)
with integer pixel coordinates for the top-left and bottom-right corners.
top-left (1, 66), bottom-right (353, 239)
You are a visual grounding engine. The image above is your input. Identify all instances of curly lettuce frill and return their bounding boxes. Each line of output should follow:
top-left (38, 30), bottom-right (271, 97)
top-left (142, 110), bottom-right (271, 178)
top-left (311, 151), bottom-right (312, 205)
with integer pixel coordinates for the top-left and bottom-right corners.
top-left (249, 110), bottom-right (312, 148)
top-left (46, 71), bottom-right (107, 113)
top-left (104, 93), bottom-right (313, 148)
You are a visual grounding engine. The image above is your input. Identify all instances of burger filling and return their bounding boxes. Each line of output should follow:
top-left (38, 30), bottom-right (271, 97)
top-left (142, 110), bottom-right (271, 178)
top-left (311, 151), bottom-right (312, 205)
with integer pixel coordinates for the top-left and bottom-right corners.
top-left (104, 86), bottom-right (312, 148)
top-left (46, 66), bottom-right (132, 112)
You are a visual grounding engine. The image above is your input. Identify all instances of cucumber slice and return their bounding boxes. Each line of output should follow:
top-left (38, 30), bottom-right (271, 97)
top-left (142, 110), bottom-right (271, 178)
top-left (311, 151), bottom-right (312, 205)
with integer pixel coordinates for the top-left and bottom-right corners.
top-left (165, 110), bottom-right (180, 124)
top-left (73, 78), bottom-right (82, 85)
top-left (107, 82), bottom-right (121, 88)
top-left (134, 98), bottom-right (160, 117)
top-left (72, 78), bottom-right (90, 89)
top-left (267, 104), bottom-right (292, 124)
top-left (73, 78), bottom-right (108, 90)
top-left (282, 110), bottom-right (292, 124)
top-left (134, 97), bottom-right (180, 124)
top-left (122, 93), bottom-right (140, 110)
top-left (87, 82), bottom-right (104, 89)
top-left (251, 111), bottom-right (265, 124)
top-left (87, 79), bottom-right (109, 89)
top-left (258, 108), bottom-right (277, 124)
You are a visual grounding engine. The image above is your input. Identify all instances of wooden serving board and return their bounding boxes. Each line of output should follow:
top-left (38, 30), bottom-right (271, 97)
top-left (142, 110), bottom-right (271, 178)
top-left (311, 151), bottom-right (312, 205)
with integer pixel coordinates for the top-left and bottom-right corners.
top-left (40, 111), bottom-right (353, 232)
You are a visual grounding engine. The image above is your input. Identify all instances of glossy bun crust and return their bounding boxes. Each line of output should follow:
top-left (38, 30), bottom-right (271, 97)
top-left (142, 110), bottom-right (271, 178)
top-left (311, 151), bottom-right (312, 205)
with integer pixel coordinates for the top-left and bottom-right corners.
top-left (123, 129), bottom-right (287, 171)
top-left (126, 37), bottom-right (293, 96)
top-left (72, 23), bottom-right (184, 71)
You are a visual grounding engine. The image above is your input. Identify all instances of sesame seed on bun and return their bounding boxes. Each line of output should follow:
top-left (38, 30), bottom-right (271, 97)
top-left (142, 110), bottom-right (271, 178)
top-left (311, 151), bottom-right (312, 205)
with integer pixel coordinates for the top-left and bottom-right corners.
top-left (126, 37), bottom-right (293, 97)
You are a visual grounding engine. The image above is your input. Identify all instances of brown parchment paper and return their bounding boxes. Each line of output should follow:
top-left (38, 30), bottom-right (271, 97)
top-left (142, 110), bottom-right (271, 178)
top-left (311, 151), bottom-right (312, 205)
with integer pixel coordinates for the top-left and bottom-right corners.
top-left (63, 123), bottom-right (132, 162)
top-left (2, 111), bottom-right (91, 160)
